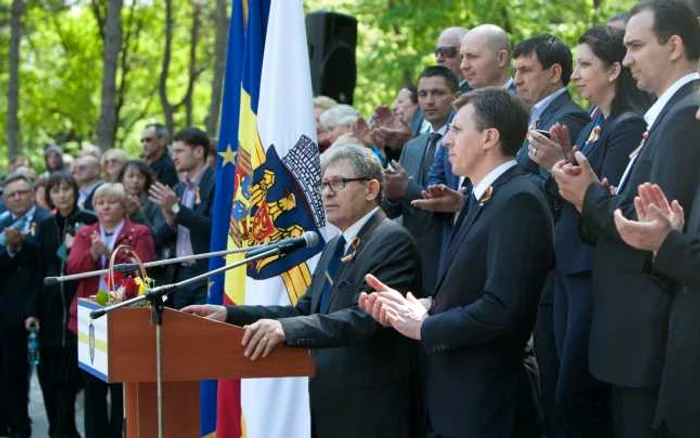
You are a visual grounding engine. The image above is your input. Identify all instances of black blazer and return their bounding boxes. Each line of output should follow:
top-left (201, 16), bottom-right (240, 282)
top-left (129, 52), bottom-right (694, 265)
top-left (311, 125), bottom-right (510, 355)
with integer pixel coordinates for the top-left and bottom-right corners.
top-left (421, 166), bottom-right (554, 437)
top-left (154, 166), bottom-right (215, 275)
top-left (651, 185), bottom-right (700, 437)
top-left (581, 79), bottom-right (700, 388)
top-left (34, 209), bottom-right (97, 347)
top-left (225, 209), bottom-right (422, 438)
top-left (516, 90), bottom-right (591, 177)
top-left (0, 206), bottom-right (51, 327)
top-left (548, 111), bottom-right (646, 275)
top-left (383, 133), bottom-right (443, 296)
top-left (150, 152), bottom-right (179, 188)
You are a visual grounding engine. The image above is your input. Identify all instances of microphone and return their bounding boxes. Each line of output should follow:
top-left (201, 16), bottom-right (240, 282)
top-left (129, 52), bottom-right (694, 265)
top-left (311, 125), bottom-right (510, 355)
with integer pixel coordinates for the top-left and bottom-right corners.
top-left (246, 231), bottom-right (320, 256)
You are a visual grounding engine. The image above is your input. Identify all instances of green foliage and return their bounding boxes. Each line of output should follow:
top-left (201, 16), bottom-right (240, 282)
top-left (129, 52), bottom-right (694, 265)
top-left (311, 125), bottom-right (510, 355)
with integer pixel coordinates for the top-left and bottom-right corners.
top-left (0, 0), bottom-right (638, 171)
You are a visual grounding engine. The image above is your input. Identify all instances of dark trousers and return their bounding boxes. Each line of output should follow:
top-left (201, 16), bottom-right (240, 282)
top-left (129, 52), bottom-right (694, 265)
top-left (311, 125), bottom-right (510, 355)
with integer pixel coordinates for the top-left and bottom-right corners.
top-left (83, 372), bottom-right (123, 438)
top-left (553, 271), bottom-right (613, 438)
top-left (37, 346), bottom-right (80, 438)
top-left (534, 274), bottom-right (565, 438)
top-left (0, 325), bottom-right (31, 438)
top-left (172, 264), bottom-right (207, 309)
top-left (611, 386), bottom-right (664, 438)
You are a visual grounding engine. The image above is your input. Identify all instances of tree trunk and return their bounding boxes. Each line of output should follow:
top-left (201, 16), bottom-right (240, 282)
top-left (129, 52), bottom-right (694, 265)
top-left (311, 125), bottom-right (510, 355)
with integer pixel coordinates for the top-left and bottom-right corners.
top-left (7, 0), bottom-right (23, 160)
top-left (97, 0), bottom-right (123, 152)
top-left (207, 0), bottom-right (228, 136)
top-left (159, 0), bottom-right (175, 135)
top-left (185, 2), bottom-right (202, 127)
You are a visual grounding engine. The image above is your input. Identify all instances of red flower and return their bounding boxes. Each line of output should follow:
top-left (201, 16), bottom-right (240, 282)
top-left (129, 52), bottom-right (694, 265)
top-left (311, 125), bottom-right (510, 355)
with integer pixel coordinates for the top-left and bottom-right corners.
top-left (105, 272), bottom-right (123, 291)
top-left (123, 277), bottom-right (138, 299)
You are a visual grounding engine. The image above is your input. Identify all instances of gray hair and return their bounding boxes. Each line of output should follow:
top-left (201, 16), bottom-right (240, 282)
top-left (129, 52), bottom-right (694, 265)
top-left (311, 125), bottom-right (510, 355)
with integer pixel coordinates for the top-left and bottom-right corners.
top-left (146, 123), bottom-right (170, 143)
top-left (320, 144), bottom-right (385, 204)
top-left (319, 104), bottom-right (360, 130)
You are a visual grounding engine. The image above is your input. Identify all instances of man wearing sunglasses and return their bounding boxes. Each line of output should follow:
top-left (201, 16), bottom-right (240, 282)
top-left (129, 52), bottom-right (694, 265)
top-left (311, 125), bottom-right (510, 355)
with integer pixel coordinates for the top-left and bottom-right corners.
top-left (435, 27), bottom-right (471, 94)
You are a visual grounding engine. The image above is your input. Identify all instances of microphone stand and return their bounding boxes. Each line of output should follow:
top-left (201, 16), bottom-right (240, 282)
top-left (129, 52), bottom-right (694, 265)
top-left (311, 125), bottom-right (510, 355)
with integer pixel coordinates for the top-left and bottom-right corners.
top-left (44, 244), bottom-right (267, 285)
top-left (89, 247), bottom-right (281, 438)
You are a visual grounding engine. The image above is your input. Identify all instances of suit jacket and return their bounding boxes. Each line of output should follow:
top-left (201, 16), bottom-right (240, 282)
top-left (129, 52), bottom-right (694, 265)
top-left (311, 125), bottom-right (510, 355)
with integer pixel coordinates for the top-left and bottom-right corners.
top-left (383, 133), bottom-right (443, 296)
top-left (651, 188), bottom-right (700, 437)
top-left (581, 79), bottom-right (700, 388)
top-left (34, 209), bottom-right (98, 347)
top-left (421, 166), bottom-right (554, 437)
top-left (516, 90), bottom-right (591, 178)
top-left (66, 218), bottom-right (155, 333)
top-left (82, 181), bottom-right (103, 212)
top-left (149, 151), bottom-right (179, 188)
top-left (547, 111), bottom-right (646, 275)
top-left (226, 209), bottom-right (422, 438)
top-left (0, 206), bottom-right (51, 327)
top-left (154, 166), bottom-right (215, 276)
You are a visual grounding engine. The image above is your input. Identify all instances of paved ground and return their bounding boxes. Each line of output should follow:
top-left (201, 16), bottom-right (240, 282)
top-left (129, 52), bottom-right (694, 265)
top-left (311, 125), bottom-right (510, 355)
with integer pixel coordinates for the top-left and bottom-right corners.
top-left (28, 371), bottom-right (85, 438)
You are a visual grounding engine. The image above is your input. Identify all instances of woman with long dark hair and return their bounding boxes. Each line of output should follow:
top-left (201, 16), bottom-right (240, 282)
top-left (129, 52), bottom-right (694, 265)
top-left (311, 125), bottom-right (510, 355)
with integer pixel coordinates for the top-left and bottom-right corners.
top-left (527, 25), bottom-right (652, 437)
top-left (29, 172), bottom-right (97, 438)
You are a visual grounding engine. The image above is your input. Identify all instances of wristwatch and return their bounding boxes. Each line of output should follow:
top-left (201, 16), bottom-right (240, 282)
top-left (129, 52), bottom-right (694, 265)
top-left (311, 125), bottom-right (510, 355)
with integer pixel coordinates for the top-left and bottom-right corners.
top-left (171, 203), bottom-right (180, 215)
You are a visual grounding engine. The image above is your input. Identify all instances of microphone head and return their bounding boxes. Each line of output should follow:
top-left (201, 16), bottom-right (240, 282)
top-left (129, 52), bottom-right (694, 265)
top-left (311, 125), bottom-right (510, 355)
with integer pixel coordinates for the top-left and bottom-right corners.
top-left (44, 277), bottom-right (58, 286)
top-left (302, 231), bottom-right (320, 248)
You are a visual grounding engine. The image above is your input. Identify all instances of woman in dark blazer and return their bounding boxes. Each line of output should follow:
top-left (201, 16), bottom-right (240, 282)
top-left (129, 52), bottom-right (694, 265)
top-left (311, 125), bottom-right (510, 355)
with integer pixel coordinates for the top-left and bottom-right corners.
top-left (528, 26), bottom-right (652, 437)
top-left (66, 182), bottom-right (154, 438)
top-left (29, 172), bottom-right (97, 438)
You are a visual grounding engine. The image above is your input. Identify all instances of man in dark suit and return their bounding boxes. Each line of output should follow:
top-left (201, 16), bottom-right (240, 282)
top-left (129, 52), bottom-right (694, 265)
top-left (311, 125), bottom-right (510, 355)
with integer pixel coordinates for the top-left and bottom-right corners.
top-left (183, 144), bottom-right (422, 438)
top-left (0, 173), bottom-right (51, 438)
top-left (150, 127), bottom-right (215, 308)
top-left (361, 88), bottom-right (554, 437)
top-left (511, 33), bottom-right (591, 438)
top-left (383, 66), bottom-right (459, 296)
top-left (72, 155), bottom-right (102, 212)
top-left (513, 34), bottom-right (590, 176)
top-left (142, 122), bottom-right (179, 188)
top-left (614, 183), bottom-right (700, 438)
top-left (551, 2), bottom-right (700, 435)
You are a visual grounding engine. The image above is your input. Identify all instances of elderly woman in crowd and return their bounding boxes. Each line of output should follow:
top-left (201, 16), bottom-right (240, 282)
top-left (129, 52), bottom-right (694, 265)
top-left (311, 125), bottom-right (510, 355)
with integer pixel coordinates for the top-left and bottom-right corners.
top-left (66, 182), bottom-right (154, 438)
top-left (100, 148), bottom-right (129, 183)
top-left (526, 25), bottom-right (652, 436)
top-left (29, 172), bottom-right (97, 438)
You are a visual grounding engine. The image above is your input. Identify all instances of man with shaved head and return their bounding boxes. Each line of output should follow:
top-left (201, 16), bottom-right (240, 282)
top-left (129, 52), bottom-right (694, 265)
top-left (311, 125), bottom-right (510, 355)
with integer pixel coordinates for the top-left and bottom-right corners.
top-left (436, 26), bottom-right (470, 93)
top-left (460, 24), bottom-right (514, 92)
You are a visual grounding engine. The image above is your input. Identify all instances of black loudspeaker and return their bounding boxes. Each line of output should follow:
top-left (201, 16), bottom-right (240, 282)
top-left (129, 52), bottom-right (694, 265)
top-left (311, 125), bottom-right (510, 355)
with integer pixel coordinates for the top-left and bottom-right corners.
top-left (305, 11), bottom-right (357, 105)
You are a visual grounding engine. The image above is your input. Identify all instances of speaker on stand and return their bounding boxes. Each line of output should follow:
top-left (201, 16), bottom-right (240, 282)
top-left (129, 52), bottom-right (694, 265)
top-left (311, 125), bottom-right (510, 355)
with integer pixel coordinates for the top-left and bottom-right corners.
top-left (305, 11), bottom-right (358, 105)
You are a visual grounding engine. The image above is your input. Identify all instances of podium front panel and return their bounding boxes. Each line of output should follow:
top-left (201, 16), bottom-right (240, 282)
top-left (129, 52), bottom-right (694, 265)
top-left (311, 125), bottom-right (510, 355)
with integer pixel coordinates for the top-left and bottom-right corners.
top-left (77, 300), bottom-right (110, 381)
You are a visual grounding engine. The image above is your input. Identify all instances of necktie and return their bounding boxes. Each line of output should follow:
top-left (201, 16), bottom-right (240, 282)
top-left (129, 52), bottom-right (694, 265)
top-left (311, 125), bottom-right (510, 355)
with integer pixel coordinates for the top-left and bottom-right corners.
top-left (422, 133), bottom-right (442, 181)
top-left (455, 194), bottom-right (479, 232)
top-left (319, 235), bottom-right (347, 313)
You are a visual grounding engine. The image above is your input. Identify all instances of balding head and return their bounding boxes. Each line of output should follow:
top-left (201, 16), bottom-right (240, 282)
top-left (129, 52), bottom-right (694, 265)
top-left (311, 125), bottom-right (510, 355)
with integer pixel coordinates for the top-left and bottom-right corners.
top-left (459, 24), bottom-right (511, 89)
top-left (72, 155), bottom-right (101, 187)
top-left (436, 26), bottom-right (469, 80)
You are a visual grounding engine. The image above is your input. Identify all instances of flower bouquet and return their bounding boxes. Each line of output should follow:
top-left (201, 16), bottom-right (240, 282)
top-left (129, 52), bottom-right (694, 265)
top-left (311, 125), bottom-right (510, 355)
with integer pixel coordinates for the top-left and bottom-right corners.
top-left (94, 244), bottom-right (154, 306)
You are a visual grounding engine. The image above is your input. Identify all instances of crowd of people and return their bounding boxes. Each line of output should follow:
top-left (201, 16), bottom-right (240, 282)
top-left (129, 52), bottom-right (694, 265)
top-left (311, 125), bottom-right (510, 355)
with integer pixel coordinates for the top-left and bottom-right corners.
top-left (0, 125), bottom-right (217, 438)
top-left (1, 0), bottom-right (700, 437)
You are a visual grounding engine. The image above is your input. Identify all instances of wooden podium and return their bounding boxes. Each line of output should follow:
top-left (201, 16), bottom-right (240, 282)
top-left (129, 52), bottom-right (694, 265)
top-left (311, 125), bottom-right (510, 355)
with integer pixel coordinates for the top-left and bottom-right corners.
top-left (77, 299), bottom-right (315, 438)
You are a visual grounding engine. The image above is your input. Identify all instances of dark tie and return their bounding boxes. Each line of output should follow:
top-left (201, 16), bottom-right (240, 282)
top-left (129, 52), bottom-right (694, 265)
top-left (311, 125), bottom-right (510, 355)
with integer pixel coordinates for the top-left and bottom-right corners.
top-left (319, 235), bottom-right (347, 313)
top-left (454, 193), bottom-right (479, 233)
top-left (422, 133), bottom-right (442, 181)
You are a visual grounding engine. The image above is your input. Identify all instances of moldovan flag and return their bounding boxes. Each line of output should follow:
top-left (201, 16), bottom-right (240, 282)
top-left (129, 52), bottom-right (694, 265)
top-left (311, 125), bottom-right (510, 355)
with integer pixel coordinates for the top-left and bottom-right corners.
top-left (204, 0), bottom-right (325, 437)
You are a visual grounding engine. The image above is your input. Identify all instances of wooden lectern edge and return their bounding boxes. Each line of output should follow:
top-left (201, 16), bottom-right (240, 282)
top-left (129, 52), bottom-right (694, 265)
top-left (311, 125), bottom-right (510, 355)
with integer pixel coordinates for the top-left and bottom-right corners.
top-left (104, 305), bottom-right (316, 383)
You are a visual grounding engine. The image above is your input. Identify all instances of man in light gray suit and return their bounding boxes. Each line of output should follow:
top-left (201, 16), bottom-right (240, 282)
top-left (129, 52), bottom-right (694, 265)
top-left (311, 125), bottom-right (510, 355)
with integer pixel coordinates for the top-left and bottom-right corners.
top-left (383, 66), bottom-right (459, 296)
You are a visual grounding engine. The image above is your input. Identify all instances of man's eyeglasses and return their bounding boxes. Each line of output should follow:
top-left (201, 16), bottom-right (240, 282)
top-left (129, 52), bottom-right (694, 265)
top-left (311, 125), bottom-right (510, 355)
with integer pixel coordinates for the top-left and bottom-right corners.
top-left (320, 177), bottom-right (370, 193)
top-left (434, 45), bottom-right (458, 59)
top-left (4, 189), bottom-right (32, 199)
top-left (141, 137), bottom-right (154, 143)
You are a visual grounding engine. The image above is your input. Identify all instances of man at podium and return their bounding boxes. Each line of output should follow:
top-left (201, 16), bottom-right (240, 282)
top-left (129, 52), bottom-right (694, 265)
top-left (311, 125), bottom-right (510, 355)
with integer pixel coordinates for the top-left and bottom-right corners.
top-left (184, 144), bottom-right (423, 438)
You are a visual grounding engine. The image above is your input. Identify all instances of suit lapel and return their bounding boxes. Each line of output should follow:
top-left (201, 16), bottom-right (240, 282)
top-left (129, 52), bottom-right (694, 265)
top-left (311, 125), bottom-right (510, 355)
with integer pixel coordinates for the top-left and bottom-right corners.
top-left (311, 236), bottom-right (342, 313)
top-left (434, 167), bottom-right (523, 294)
top-left (325, 209), bottom-right (386, 312)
